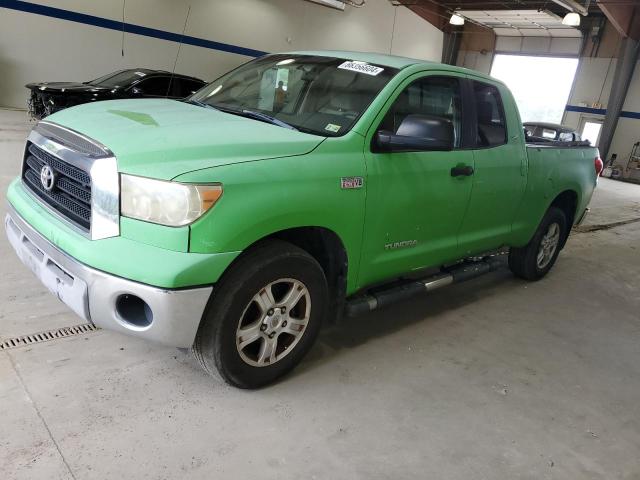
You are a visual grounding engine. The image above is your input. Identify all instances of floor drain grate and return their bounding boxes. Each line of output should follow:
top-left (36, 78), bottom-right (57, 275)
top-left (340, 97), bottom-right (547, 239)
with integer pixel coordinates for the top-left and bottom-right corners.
top-left (1, 323), bottom-right (100, 350)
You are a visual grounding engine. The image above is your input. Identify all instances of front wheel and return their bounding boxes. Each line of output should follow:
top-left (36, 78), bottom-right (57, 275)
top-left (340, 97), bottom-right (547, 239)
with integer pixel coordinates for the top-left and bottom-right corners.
top-left (508, 206), bottom-right (567, 281)
top-left (192, 240), bottom-right (328, 388)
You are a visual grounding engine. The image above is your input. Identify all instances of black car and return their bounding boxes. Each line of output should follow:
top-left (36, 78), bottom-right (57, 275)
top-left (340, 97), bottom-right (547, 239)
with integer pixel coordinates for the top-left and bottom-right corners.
top-left (523, 122), bottom-right (582, 143)
top-left (26, 69), bottom-right (206, 119)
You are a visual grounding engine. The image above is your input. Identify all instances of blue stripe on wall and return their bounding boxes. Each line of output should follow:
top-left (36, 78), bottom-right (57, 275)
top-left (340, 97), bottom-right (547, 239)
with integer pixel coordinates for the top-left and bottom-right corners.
top-left (565, 104), bottom-right (640, 120)
top-left (565, 105), bottom-right (607, 115)
top-left (0, 0), bottom-right (267, 58)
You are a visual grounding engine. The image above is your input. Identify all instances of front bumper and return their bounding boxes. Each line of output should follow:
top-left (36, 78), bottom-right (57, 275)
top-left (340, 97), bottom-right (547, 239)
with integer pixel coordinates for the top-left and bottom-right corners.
top-left (5, 207), bottom-right (212, 348)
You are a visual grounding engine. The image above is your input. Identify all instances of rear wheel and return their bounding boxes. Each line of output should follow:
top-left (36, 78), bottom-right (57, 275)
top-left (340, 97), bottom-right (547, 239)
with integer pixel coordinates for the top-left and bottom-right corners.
top-left (509, 206), bottom-right (567, 281)
top-left (193, 240), bottom-right (328, 388)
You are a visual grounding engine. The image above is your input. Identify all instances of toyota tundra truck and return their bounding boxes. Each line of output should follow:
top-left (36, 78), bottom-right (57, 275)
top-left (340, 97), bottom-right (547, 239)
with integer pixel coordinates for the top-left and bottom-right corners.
top-left (5, 51), bottom-right (601, 388)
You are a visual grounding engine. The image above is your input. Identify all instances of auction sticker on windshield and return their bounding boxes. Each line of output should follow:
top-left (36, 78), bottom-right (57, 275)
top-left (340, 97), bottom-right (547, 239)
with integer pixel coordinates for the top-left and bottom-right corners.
top-left (338, 61), bottom-right (384, 76)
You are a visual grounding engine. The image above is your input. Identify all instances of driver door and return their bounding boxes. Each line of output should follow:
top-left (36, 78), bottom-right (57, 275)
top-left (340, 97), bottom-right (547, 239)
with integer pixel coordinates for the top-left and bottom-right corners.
top-left (357, 73), bottom-right (475, 289)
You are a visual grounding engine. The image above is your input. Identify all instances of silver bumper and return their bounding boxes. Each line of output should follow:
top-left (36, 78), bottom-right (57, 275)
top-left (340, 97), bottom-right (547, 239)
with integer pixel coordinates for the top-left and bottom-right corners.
top-left (5, 208), bottom-right (212, 348)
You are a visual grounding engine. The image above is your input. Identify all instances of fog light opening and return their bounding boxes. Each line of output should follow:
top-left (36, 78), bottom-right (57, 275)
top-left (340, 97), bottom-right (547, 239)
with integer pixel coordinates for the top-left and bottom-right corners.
top-left (115, 294), bottom-right (153, 329)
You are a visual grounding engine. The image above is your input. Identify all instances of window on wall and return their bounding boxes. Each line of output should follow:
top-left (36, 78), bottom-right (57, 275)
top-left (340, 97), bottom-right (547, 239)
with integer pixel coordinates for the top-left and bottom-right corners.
top-left (490, 54), bottom-right (579, 124)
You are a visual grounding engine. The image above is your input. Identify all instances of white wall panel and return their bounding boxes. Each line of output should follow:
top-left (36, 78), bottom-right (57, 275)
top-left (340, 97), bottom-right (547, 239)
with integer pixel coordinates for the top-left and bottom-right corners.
top-left (390, 6), bottom-right (443, 61)
top-left (0, 0), bottom-right (443, 108)
top-left (609, 60), bottom-right (640, 164)
top-left (568, 57), bottom-right (617, 107)
top-left (621, 60), bottom-right (640, 112)
top-left (609, 118), bottom-right (640, 165)
top-left (494, 35), bottom-right (581, 55)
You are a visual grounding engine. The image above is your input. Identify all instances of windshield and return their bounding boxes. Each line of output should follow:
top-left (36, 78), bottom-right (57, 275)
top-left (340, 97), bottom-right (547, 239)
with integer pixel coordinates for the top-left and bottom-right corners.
top-left (190, 54), bottom-right (399, 136)
top-left (88, 70), bottom-right (150, 88)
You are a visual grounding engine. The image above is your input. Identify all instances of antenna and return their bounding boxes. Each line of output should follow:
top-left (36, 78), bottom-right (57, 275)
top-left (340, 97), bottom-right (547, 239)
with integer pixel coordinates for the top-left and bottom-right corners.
top-left (121, 0), bottom-right (126, 57)
top-left (167, 5), bottom-right (191, 97)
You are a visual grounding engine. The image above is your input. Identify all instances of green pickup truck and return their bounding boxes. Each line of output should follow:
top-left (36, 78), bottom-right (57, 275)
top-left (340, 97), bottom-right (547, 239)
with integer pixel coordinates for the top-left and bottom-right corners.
top-left (5, 51), bottom-right (601, 388)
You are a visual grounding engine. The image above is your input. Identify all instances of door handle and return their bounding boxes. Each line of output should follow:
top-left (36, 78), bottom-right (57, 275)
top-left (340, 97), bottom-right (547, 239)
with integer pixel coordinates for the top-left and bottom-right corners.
top-left (450, 165), bottom-right (474, 177)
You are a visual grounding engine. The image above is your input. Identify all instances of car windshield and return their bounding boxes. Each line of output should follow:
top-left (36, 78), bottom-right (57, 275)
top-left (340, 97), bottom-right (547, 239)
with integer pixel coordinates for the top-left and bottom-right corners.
top-left (88, 70), bottom-right (150, 88)
top-left (189, 54), bottom-right (399, 136)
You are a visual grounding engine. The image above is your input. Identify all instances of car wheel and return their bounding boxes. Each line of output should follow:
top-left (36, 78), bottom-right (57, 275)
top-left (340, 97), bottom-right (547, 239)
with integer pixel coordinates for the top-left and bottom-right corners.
top-left (508, 206), bottom-right (567, 281)
top-left (192, 239), bottom-right (328, 388)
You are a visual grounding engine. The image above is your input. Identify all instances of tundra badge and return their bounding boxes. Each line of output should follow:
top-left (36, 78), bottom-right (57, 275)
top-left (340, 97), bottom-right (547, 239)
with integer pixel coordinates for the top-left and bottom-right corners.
top-left (385, 240), bottom-right (418, 250)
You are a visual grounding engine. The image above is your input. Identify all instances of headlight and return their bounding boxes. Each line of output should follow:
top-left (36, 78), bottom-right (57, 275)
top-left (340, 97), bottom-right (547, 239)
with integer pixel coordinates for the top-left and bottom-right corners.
top-left (120, 174), bottom-right (222, 227)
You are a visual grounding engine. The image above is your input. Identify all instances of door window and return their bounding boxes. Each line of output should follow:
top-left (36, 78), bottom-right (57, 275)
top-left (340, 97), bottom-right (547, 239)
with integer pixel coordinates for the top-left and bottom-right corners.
top-left (135, 77), bottom-right (171, 96)
top-left (473, 81), bottom-right (507, 148)
top-left (378, 76), bottom-right (463, 148)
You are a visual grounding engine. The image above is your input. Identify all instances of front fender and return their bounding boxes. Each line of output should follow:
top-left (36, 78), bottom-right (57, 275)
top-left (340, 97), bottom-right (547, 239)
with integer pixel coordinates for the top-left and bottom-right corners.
top-left (173, 134), bottom-right (367, 292)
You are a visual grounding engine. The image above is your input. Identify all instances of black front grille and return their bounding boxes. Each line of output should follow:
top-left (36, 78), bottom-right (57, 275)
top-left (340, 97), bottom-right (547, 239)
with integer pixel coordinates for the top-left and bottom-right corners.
top-left (22, 142), bottom-right (92, 230)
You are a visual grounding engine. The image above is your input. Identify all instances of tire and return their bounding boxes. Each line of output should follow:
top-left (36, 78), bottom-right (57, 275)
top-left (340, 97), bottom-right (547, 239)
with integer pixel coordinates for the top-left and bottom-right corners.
top-left (192, 239), bottom-right (328, 389)
top-left (509, 206), bottom-right (567, 281)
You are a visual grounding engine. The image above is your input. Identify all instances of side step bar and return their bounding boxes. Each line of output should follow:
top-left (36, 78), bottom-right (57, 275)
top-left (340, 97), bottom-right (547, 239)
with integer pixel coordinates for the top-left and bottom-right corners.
top-left (344, 256), bottom-right (504, 317)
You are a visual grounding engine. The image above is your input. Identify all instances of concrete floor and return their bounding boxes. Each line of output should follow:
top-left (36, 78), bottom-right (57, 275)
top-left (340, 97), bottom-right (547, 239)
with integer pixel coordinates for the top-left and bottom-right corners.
top-left (1, 108), bottom-right (639, 480)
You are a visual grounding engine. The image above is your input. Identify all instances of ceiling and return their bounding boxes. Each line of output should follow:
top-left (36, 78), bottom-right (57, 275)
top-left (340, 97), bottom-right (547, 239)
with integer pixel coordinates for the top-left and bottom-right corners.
top-left (394, 1), bottom-right (605, 36)
top-left (458, 9), bottom-right (583, 37)
top-left (400, 1), bottom-right (601, 16)
top-left (396, 1), bottom-right (639, 41)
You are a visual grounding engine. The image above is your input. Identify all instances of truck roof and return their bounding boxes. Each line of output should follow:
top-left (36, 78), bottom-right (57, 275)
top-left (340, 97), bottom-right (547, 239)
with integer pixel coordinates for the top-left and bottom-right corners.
top-left (288, 50), bottom-right (497, 82)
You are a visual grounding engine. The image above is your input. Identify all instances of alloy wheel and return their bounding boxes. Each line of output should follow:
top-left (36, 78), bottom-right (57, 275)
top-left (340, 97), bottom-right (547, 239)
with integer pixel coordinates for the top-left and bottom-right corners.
top-left (536, 222), bottom-right (561, 269)
top-left (235, 278), bottom-right (311, 367)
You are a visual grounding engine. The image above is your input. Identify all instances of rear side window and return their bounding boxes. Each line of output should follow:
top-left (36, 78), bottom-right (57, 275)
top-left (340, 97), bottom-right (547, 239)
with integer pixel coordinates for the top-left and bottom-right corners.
top-left (171, 79), bottom-right (204, 98)
top-left (473, 81), bottom-right (507, 148)
top-left (559, 132), bottom-right (574, 142)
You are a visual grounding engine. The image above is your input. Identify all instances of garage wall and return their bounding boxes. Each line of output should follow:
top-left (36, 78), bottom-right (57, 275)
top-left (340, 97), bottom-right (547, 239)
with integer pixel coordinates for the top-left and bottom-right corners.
top-left (0, 0), bottom-right (444, 108)
top-left (456, 19), bottom-right (640, 167)
top-left (606, 60), bottom-right (640, 167)
top-left (561, 22), bottom-right (640, 166)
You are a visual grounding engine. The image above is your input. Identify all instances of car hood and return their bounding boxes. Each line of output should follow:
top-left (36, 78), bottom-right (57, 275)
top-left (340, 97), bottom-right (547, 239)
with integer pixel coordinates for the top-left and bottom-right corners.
top-left (45, 99), bottom-right (325, 180)
top-left (26, 82), bottom-right (111, 93)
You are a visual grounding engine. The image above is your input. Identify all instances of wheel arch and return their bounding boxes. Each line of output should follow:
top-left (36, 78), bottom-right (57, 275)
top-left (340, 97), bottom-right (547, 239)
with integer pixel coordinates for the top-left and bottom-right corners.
top-left (548, 189), bottom-right (578, 248)
top-left (223, 226), bottom-right (349, 324)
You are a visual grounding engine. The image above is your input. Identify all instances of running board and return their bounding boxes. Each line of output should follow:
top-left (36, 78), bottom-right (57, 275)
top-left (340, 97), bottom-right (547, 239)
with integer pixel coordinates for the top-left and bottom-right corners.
top-left (344, 256), bottom-right (504, 317)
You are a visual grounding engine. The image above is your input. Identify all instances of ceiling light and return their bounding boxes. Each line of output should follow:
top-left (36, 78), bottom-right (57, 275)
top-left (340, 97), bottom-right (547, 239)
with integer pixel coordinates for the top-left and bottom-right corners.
top-left (305, 0), bottom-right (345, 10)
top-left (562, 12), bottom-right (581, 26)
top-left (449, 13), bottom-right (465, 26)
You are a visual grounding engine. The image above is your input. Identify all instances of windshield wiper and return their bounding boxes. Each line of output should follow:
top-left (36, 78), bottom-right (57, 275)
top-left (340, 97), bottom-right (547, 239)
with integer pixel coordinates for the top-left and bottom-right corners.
top-left (240, 109), bottom-right (298, 131)
top-left (205, 104), bottom-right (298, 131)
top-left (184, 99), bottom-right (217, 110)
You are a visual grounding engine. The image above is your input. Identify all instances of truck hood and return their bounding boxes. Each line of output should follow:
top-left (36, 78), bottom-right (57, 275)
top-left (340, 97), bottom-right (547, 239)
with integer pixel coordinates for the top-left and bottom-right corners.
top-left (45, 99), bottom-right (325, 180)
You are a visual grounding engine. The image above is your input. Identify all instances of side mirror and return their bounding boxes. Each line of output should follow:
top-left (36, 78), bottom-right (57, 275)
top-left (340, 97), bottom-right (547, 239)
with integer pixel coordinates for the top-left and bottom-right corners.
top-left (375, 114), bottom-right (454, 153)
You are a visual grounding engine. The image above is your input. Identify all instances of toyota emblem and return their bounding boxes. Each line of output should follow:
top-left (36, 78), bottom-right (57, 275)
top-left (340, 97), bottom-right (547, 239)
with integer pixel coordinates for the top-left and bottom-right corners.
top-left (40, 164), bottom-right (56, 191)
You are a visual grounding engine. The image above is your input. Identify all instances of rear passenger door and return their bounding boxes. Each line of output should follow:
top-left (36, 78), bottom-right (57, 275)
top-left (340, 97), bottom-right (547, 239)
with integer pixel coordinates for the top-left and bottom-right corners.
top-left (457, 79), bottom-right (528, 255)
